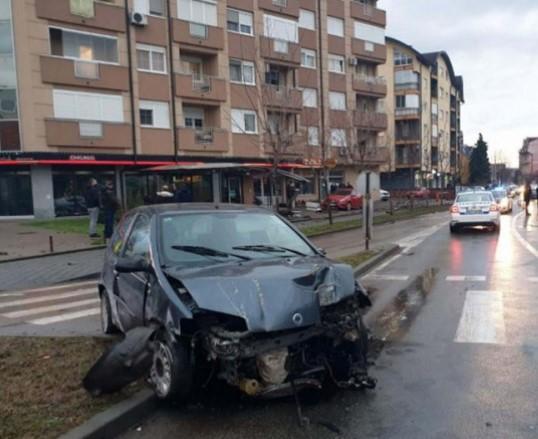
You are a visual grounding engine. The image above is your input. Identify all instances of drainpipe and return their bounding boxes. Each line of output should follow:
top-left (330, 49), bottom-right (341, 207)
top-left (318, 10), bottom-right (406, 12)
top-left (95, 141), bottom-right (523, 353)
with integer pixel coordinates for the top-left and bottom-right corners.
top-left (124, 0), bottom-right (137, 163)
top-left (167, 0), bottom-right (179, 162)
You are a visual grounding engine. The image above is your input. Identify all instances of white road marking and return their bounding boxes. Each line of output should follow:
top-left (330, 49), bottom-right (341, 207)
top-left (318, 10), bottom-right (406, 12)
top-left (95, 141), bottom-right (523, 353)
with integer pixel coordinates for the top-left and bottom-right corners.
top-left (0, 288), bottom-right (96, 309)
top-left (29, 308), bottom-right (100, 325)
top-left (512, 211), bottom-right (538, 258)
top-left (454, 290), bottom-right (506, 345)
top-left (446, 275), bottom-right (487, 282)
top-left (2, 298), bottom-right (99, 319)
top-left (364, 274), bottom-right (410, 281)
top-left (1, 280), bottom-right (97, 296)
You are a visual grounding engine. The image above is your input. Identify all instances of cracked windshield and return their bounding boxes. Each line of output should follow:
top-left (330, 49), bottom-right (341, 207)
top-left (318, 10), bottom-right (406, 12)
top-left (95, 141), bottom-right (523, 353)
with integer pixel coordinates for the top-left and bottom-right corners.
top-left (1, 0), bottom-right (537, 438)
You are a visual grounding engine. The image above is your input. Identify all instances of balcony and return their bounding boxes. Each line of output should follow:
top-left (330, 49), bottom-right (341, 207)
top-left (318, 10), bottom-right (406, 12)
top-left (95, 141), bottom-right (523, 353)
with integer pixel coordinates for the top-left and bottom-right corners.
top-left (176, 74), bottom-right (226, 103)
top-left (0, 121), bottom-right (20, 151)
top-left (353, 111), bottom-right (388, 130)
top-left (431, 136), bottom-right (439, 147)
top-left (350, 1), bottom-right (386, 27)
top-left (352, 75), bottom-right (387, 97)
top-left (40, 56), bottom-right (129, 91)
top-left (396, 132), bottom-right (420, 143)
top-left (257, 0), bottom-right (299, 17)
top-left (352, 146), bottom-right (389, 165)
top-left (173, 19), bottom-right (224, 52)
top-left (35, 0), bottom-right (126, 33)
top-left (395, 108), bottom-right (420, 119)
top-left (351, 39), bottom-right (386, 63)
top-left (395, 151), bottom-right (421, 168)
top-left (263, 85), bottom-right (302, 112)
top-left (260, 36), bottom-right (301, 66)
top-left (45, 119), bottom-right (132, 149)
top-left (263, 133), bottom-right (304, 156)
top-left (178, 127), bottom-right (228, 152)
top-left (395, 81), bottom-right (419, 91)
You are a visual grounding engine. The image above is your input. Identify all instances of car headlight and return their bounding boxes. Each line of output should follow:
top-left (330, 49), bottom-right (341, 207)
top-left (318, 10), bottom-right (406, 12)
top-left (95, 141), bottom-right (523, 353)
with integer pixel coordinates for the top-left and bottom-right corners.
top-left (316, 283), bottom-right (339, 306)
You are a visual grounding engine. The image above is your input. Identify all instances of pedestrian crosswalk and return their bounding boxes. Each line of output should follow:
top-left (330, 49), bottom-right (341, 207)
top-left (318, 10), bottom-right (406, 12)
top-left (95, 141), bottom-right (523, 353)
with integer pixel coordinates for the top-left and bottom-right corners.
top-left (0, 280), bottom-right (100, 326)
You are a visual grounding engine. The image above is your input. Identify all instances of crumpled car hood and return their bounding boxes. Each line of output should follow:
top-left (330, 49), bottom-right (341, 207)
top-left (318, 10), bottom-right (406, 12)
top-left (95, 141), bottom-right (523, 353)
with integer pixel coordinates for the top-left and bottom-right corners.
top-left (166, 256), bottom-right (355, 332)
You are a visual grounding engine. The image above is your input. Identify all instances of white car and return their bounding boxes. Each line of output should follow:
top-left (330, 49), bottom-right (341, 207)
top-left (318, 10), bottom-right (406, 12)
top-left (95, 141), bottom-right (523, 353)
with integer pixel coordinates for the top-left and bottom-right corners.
top-left (491, 188), bottom-right (513, 214)
top-left (449, 191), bottom-right (501, 233)
top-left (380, 189), bottom-right (390, 201)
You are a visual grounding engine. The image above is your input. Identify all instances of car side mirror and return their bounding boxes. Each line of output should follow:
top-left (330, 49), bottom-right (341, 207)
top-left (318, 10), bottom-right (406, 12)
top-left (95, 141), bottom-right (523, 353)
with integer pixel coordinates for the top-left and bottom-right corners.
top-left (115, 257), bottom-right (150, 273)
top-left (317, 247), bottom-right (327, 256)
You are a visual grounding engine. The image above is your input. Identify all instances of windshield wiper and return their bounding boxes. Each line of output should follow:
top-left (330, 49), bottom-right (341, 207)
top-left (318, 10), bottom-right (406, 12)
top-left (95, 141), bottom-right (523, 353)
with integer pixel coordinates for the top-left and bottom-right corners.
top-left (170, 245), bottom-right (251, 261)
top-left (232, 244), bottom-right (306, 257)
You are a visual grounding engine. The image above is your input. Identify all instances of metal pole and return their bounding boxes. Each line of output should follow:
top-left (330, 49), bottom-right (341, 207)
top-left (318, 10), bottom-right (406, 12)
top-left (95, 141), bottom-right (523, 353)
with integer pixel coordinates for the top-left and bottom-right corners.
top-left (365, 171), bottom-right (371, 250)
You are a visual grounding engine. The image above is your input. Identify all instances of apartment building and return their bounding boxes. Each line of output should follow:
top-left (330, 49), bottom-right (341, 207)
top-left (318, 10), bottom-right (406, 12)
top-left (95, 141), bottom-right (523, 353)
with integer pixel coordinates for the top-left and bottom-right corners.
top-left (519, 137), bottom-right (538, 180)
top-left (378, 37), bottom-right (463, 189)
top-left (0, 0), bottom-right (387, 218)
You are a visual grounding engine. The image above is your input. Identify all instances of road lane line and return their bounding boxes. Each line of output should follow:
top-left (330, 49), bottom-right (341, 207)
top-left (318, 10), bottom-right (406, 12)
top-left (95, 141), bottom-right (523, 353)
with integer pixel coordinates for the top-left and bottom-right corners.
top-left (29, 308), bottom-right (100, 325)
top-left (512, 211), bottom-right (538, 258)
top-left (0, 288), bottom-right (96, 309)
top-left (0, 280), bottom-right (97, 296)
top-left (454, 290), bottom-right (506, 345)
top-left (2, 298), bottom-right (99, 319)
top-left (364, 274), bottom-right (410, 281)
top-left (446, 275), bottom-right (487, 282)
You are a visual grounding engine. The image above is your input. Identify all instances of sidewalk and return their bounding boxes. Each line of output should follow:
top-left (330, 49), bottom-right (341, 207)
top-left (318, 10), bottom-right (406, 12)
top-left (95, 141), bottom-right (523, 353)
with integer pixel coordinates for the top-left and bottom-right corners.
top-left (0, 219), bottom-right (99, 261)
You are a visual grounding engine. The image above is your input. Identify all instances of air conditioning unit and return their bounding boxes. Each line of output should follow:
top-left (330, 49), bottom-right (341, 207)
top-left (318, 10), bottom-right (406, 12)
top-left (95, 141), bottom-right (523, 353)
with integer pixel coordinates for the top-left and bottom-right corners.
top-left (348, 57), bottom-right (358, 67)
top-left (130, 10), bottom-right (147, 26)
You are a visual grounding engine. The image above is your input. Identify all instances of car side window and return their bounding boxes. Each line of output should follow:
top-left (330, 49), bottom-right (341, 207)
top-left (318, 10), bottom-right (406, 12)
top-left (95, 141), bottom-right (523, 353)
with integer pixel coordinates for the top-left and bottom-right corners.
top-left (123, 215), bottom-right (151, 261)
top-left (111, 212), bottom-right (136, 256)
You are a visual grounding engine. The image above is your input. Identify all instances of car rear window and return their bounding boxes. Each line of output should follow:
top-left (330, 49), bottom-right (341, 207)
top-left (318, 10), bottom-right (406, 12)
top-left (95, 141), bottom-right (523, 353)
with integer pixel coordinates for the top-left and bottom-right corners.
top-left (456, 193), bottom-right (493, 203)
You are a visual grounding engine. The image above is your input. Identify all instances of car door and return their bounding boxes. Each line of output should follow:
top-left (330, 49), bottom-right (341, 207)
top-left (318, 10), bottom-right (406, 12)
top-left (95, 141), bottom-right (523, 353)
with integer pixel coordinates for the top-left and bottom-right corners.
top-left (115, 214), bottom-right (151, 331)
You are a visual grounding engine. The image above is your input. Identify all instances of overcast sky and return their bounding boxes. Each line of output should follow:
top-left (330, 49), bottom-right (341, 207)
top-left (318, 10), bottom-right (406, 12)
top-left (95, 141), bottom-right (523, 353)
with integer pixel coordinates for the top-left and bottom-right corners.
top-left (379, 0), bottom-right (538, 167)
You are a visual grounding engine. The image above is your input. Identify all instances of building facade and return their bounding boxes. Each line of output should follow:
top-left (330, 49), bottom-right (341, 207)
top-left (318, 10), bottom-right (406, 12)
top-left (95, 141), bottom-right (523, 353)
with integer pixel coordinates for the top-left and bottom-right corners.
top-left (519, 137), bottom-right (538, 181)
top-left (378, 37), bottom-right (463, 190)
top-left (0, 0), bottom-right (388, 218)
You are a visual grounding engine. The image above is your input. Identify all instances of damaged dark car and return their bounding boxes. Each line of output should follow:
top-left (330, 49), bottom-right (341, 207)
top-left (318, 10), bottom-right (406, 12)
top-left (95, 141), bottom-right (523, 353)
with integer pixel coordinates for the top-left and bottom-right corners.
top-left (91, 204), bottom-right (374, 401)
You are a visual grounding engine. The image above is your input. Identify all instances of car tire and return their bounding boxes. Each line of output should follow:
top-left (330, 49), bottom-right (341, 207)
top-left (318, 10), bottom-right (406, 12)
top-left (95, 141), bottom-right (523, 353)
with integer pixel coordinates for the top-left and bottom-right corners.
top-left (450, 224), bottom-right (458, 234)
top-left (100, 291), bottom-right (118, 335)
top-left (150, 335), bottom-right (193, 402)
top-left (493, 224), bottom-right (500, 234)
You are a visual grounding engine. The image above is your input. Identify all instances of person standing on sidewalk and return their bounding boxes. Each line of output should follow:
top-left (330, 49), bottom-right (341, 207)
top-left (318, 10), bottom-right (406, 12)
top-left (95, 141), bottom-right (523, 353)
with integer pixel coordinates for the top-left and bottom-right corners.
top-left (523, 182), bottom-right (531, 216)
top-left (85, 178), bottom-right (101, 238)
top-left (102, 180), bottom-right (120, 243)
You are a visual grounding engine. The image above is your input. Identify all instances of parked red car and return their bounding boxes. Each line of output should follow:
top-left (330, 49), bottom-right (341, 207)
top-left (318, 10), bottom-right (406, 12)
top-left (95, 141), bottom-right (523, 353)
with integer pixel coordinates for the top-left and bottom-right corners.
top-left (407, 187), bottom-right (431, 199)
top-left (322, 189), bottom-right (363, 211)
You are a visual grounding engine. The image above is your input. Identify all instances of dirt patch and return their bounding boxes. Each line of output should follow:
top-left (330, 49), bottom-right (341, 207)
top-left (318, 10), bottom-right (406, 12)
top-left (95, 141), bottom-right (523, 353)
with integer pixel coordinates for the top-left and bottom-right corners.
top-left (0, 336), bottom-right (143, 439)
top-left (337, 250), bottom-right (378, 267)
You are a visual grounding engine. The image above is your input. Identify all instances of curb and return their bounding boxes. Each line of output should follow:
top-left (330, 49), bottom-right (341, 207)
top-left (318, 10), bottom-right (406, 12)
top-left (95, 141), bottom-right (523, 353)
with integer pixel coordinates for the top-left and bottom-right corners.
top-left (58, 389), bottom-right (158, 439)
top-left (0, 246), bottom-right (106, 265)
top-left (353, 244), bottom-right (401, 278)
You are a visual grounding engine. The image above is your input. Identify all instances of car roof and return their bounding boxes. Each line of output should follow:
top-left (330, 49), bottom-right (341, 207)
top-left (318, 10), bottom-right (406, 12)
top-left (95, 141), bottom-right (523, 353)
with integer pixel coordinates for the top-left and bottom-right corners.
top-left (128, 203), bottom-right (272, 217)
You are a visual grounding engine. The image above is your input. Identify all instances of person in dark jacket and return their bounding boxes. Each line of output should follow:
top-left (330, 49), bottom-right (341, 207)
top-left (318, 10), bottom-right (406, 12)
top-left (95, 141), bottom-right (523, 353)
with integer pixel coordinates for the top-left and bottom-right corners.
top-left (101, 180), bottom-right (120, 241)
top-left (85, 178), bottom-right (101, 237)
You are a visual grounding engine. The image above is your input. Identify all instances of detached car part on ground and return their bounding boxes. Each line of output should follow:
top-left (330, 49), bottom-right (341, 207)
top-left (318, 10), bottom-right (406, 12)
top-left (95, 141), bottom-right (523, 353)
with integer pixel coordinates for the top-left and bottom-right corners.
top-left (84, 204), bottom-right (375, 401)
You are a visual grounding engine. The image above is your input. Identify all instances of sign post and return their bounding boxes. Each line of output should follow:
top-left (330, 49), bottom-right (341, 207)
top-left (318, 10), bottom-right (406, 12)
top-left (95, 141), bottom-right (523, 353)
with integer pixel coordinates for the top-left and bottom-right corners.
top-left (363, 171), bottom-right (373, 250)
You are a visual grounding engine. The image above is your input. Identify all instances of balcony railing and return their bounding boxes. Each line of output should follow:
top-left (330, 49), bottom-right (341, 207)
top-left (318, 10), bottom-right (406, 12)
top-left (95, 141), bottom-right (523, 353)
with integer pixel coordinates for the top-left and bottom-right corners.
top-left (395, 81), bottom-right (419, 90)
top-left (350, 1), bottom-right (386, 27)
top-left (175, 74), bottom-right (226, 102)
top-left (259, 36), bottom-right (301, 65)
top-left (178, 127), bottom-right (228, 152)
top-left (352, 74), bottom-right (387, 96)
top-left (396, 132), bottom-right (420, 142)
top-left (262, 85), bottom-right (302, 111)
top-left (45, 119), bottom-right (132, 148)
top-left (395, 108), bottom-right (420, 117)
top-left (353, 111), bottom-right (388, 130)
top-left (351, 38), bottom-right (386, 63)
top-left (173, 19), bottom-right (224, 51)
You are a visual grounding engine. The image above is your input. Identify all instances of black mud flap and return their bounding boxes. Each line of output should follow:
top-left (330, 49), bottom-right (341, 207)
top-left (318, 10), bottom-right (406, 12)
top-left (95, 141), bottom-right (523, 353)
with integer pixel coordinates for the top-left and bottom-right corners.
top-left (83, 327), bottom-right (157, 396)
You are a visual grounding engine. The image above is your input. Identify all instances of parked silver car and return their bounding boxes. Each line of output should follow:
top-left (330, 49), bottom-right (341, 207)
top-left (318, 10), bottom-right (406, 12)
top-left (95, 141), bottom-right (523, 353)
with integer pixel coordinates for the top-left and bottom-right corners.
top-left (449, 191), bottom-right (501, 233)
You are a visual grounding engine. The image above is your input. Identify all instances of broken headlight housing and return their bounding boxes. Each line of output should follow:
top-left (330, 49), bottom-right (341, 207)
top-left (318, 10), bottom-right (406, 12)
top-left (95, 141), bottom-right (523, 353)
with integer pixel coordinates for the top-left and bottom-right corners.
top-left (316, 283), bottom-right (339, 306)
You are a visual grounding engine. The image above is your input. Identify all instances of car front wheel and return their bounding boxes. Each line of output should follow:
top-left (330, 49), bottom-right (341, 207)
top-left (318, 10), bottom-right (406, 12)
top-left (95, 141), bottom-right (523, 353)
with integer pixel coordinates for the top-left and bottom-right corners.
top-left (150, 335), bottom-right (193, 402)
top-left (450, 224), bottom-right (458, 234)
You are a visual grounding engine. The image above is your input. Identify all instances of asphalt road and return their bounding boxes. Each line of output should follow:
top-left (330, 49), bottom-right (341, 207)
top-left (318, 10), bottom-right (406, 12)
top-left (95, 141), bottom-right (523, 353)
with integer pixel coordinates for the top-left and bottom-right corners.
top-left (118, 204), bottom-right (538, 439)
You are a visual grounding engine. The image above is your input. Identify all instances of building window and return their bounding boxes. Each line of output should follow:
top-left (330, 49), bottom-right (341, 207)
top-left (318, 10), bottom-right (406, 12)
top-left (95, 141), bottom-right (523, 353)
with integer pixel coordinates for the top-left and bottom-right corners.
top-left (327, 16), bottom-right (344, 37)
top-left (353, 21), bottom-right (385, 45)
top-left (139, 100), bottom-right (170, 129)
top-left (299, 9), bottom-right (315, 30)
top-left (184, 106), bottom-right (204, 128)
top-left (227, 8), bottom-right (254, 35)
top-left (302, 88), bottom-right (317, 108)
top-left (301, 48), bottom-right (316, 69)
top-left (330, 129), bottom-right (347, 147)
top-left (307, 126), bottom-right (319, 146)
top-left (136, 44), bottom-right (166, 73)
top-left (231, 109), bottom-right (258, 134)
top-left (53, 89), bottom-right (123, 122)
top-left (329, 91), bottom-right (346, 110)
top-left (328, 54), bottom-right (345, 74)
top-left (134, 0), bottom-right (165, 16)
top-left (229, 59), bottom-right (255, 85)
top-left (263, 14), bottom-right (299, 43)
top-left (178, 0), bottom-right (217, 26)
top-left (394, 51), bottom-right (413, 66)
top-left (49, 27), bottom-right (118, 64)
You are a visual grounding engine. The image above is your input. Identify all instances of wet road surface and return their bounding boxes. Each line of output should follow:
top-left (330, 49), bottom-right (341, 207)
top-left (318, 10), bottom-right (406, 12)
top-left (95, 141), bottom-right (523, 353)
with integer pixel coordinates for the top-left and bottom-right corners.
top-left (120, 205), bottom-right (538, 439)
